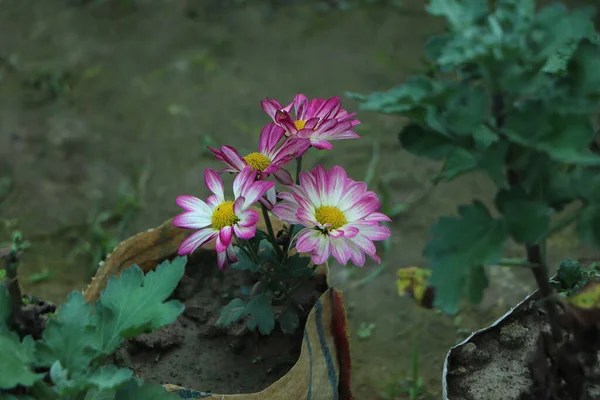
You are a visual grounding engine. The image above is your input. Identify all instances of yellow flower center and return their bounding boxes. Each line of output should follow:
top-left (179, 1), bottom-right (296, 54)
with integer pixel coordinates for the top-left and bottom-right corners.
top-left (211, 201), bottom-right (238, 230)
top-left (294, 119), bottom-right (306, 130)
top-left (315, 206), bottom-right (347, 230)
top-left (243, 152), bottom-right (271, 172)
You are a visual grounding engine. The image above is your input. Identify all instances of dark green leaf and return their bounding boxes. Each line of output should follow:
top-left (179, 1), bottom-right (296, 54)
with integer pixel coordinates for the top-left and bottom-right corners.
top-left (216, 298), bottom-right (246, 327)
top-left (568, 40), bottom-right (600, 94)
top-left (495, 188), bottom-right (553, 244)
top-left (432, 84), bottom-right (489, 136)
top-left (426, 0), bottom-right (487, 31)
top-left (556, 259), bottom-right (583, 290)
top-left (398, 123), bottom-right (455, 160)
top-left (281, 253), bottom-right (311, 277)
top-left (50, 361), bottom-right (132, 396)
top-left (114, 379), bottom-right (179, 400)
top-left (425, 201), bottom-right (507, 314)
top-left (0, 334), bottom-right (44, 389)
top-left (38, 257), bottom-right (186, 374)
top-left (441, 148), bottom-right (478, 180)
top-left (231, 246), bottom-right (260, 272)
top-left (466, 265), bottom-right (488, 305)
top-left (245, 293), bottom-right (275, 335)
top-left (278, 307), bottom-right (300, 335)
top-left (258, 240), bottom-right (278, 266)
top-left (478, 141), bottom-right (508, 188)
top-left (36, 291), bottom-right (96, 370)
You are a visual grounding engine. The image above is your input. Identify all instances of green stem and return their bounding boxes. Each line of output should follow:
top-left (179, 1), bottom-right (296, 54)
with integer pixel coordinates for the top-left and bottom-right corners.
top-left (496, 258), bottom-right (535, 268)
top-left (295, 156), bottom-right (303, 185)
top-left (260, 203), bottom-right (283, 260)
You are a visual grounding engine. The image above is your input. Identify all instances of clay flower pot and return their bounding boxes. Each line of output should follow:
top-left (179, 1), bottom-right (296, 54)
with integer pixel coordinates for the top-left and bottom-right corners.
top-left (83, 210), bottom-right (354, 400)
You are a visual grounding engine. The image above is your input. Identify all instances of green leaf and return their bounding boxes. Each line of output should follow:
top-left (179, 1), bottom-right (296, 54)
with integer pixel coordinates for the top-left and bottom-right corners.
top-left (425, 201), bottom-right (507, 314)
top-left (466, 265), bottom-right (488, 305)
top-left (567, 40), bottom-right (600, 95)
top-left (504, 104), bottom-right (599, 166)
top-left (245, 293), bottom-right (275, 335)
top-left (495, 188), bottom-right (553, 244)
top-left (478, 141), bottom-right (508, 188)
top-left (278, 307), bottom-right (300, 335)
top-left (0, 284), bottom-right (11, 332)
top-left (399, 124), bottom-right (456, 160)
top-left (50, 361), bottom-right (133, 396)
top-left (94, 257), bottom-right (186, 354)
top-left (216, 298), bottom-right (246, 327)
top-left (258, 240), bottom-right (278, 266)
top-left (114, 379), bottom-right (179, 400)
top-left (36, 291), bottom-right (96, 370)
top-left (231, 246), bottom-right (260, 272)
top-left (348, 76), bottom-right (445, 121)
top-left (430, 84), bottom-right (489, 136)
top-left (441, 148), bottom-right (478, 180)
top-left (280, 253), bottom-right (312, 277)
top-left (555, 259), bottom-right (584, 290)
top-left (38, 257), bottom-right (186, 376)
top-left (0, 334), bottom-right (45, 389)
top-left (426, 0), bottom-right (487, 31)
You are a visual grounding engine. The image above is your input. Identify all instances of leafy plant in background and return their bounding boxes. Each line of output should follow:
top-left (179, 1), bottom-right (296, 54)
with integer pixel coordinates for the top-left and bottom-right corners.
top-left (0, 229), bottom-right (183, 399)
top-left (173, 94), bottom-right (392, 335)
top-left (351, 0), bottom-right (600, 393)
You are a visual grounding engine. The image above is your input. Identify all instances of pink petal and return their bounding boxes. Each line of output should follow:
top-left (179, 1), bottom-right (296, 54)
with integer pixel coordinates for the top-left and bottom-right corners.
top-left (272, 168), bottom-right (293, 185)
top-left (217, 250), bottom-right (227, 270)
top-left (217, 226), bottom-right (234, 252)
top-left (355, 223), bottom-right (391, 241)
top-left (362, 212), bottom-right (392, 223)
top-left (173, 211), bottom-right (211, 230)
top-left (233, 166), bottom-right (257, 199)
top-left (234, 223), bottom-right (256, 240)
top-left (270, 138), bottom-right (311, 169)
top-left (272, 203), bottom-right (301, 225)
top-left (330, 238), bottom-right (352, 265)
top-left (343, 196), bottom-right (381, 222)
top-left (237, 208), bottom-right (259, 227)
top-left (293, 94), bottom-right (308, 120)
top-left (261, 98), bottom-right (283, 119)
top-left (309, 139), bottom-right (334, 150)
top-left (204, 169), bottom-right (225, 200)
top-left (310, 235), bottom-right (332, 265)
top-left (259, 186), bottom-right (278, 209)
top-left (227, 244), bottom-right (237, 264)
top-left (206, 194), bottom-right (221, 208)
top-left (275, 110), bottom-right (298, 134)
top-left (219, 146), bottom-right (247, 172)
top-left (304, 118), bottom-right (319, 130)
top-left (176, 195), bottom-right (212, 214)
top-left (296, 229), bottom-right (321, 253)
top-left (325, 166), bottom-right (348, 201)
top-left (347, 241), bottom-right (367, 267)
top-left (233, 196), bottom-right (246, 214)
top-left (338, 181), bottom-right (369, 210)
top-left (296, 207), bottom-right (317, 227)
top-left (242, 180), bottom-right (275, 209)
top-left (178, 229), bottom-right (218, 255)
top-left (259, 123), bottom-right (286, 154)
top-left (298, 171), bottom-right (322, 207)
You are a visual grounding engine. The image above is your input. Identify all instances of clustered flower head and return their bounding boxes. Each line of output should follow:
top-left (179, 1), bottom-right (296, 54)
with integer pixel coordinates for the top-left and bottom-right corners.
top-left (174, 94), bottom-right (390, 268)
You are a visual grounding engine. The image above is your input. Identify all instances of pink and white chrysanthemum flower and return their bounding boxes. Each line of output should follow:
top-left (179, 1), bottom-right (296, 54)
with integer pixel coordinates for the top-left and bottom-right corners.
top-left (209, 123), bottom-right (309, 186)
top-left (261, 94), bottom-right (361, 150)
top-left (173, 166), bottom-right (274, 269)
top-left (272, 165), bottom-right (391, 267)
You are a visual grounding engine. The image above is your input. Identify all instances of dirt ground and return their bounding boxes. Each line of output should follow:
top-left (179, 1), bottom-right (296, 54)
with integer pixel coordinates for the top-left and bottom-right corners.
top-left (0, 0), bottom-right (598, 398)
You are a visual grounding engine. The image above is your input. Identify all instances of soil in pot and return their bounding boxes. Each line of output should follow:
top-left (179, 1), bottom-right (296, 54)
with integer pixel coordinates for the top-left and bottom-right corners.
top-left (445, 296), bottom-right (600, 400)
top-left (113, 250), bottom-right (328, 394)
